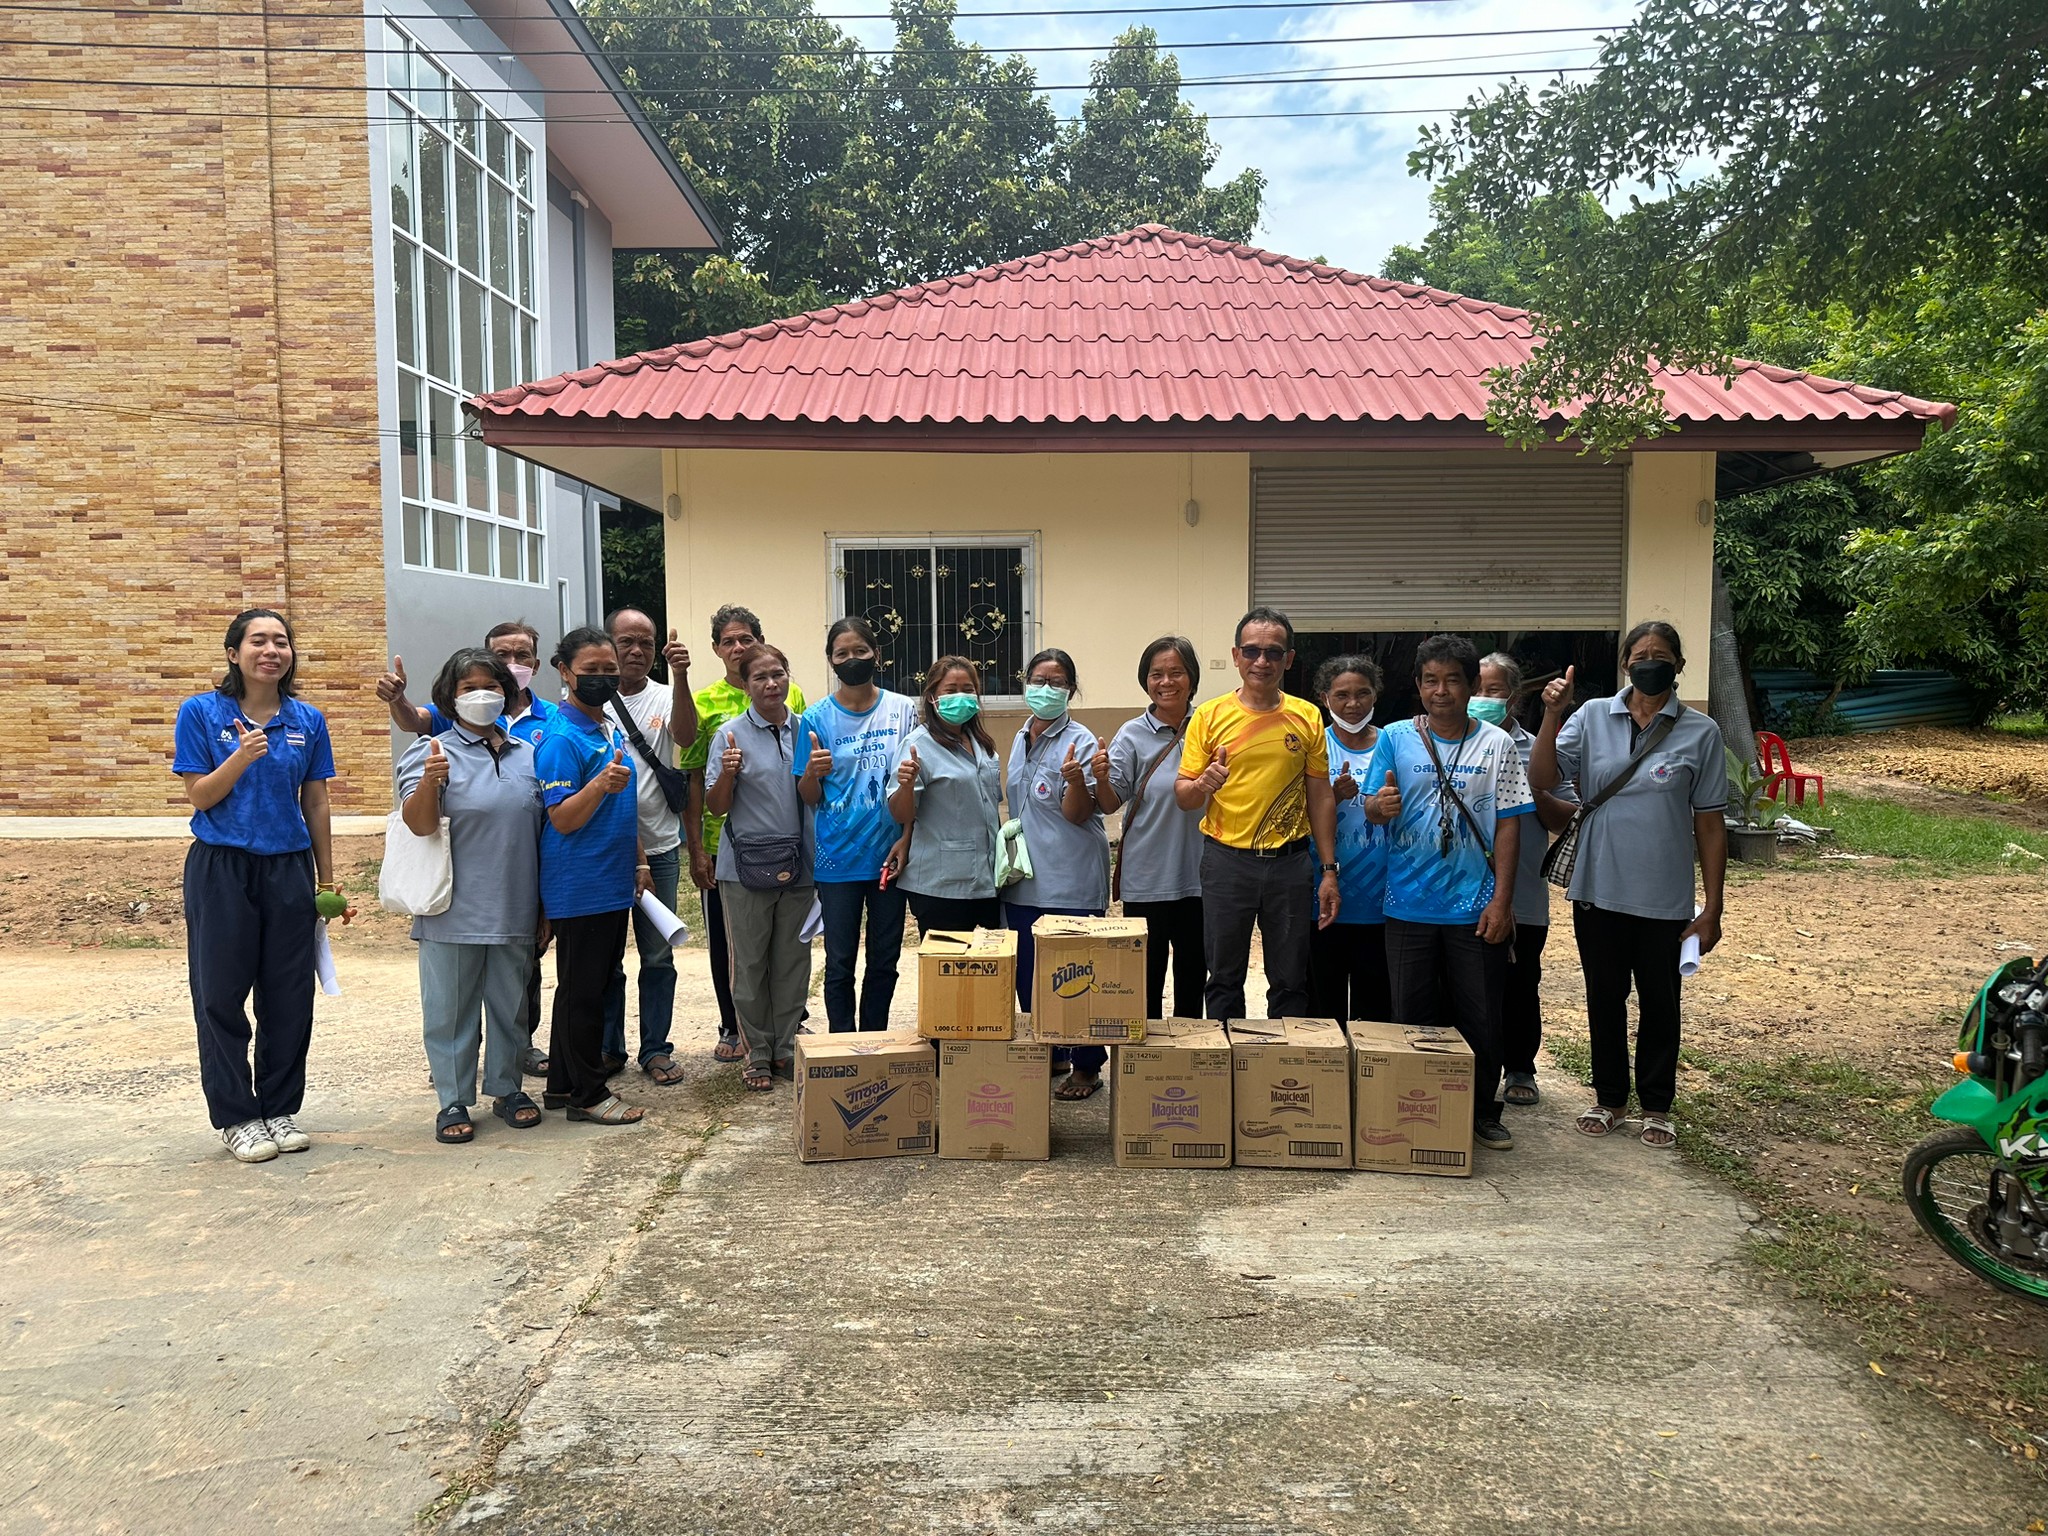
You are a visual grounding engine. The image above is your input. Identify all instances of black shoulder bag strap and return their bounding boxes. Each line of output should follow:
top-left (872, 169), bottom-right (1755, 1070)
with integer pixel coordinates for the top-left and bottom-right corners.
top-left (1415, 717), bottom-right (1496, 871)
top-left (608, 698), bottom-right (691, 813)
top-left (1540, 704), bottom-right (1683, 887)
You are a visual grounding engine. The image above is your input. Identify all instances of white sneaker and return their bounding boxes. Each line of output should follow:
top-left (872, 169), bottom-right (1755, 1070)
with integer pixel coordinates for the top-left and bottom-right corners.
top-left (222, 1120), bottom-right (279, 1163)
top-left (264, 1115), bottom-right (311, 1153)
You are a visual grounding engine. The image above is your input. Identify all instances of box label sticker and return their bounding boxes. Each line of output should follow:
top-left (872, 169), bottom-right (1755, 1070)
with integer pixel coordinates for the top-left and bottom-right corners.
top-left (1050, 961), bottom-right (1096, 997)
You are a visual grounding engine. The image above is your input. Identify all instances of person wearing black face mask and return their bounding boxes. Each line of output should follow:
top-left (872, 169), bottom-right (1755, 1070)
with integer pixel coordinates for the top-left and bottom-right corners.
top-left (796, 617), bottom-right (921, 1031)
top-left (1529, 621), bottom-right (1729, 1152)
top-left (532, 628), bottom-right (652, 1126)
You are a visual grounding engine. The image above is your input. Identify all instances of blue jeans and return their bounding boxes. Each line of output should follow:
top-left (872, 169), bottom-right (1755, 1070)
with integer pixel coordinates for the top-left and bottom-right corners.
top-left (602, 846), bottom-right (680, 1064)
top-left (1004, 900), bottom-right (1108, 1076)
top-left (818, 878), bottom-right (908, 1032)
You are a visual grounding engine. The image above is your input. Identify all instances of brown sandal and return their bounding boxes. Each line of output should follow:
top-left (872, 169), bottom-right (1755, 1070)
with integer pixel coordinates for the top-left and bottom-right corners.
top-left (741, 1066), bottom-right (774, 1092)
top-left (1054, 1072), bottom-right (1103, 1101)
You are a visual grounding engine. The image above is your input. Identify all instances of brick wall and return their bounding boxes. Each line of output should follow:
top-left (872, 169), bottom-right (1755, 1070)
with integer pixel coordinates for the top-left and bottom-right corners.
top-left (1, 0), bottom-right (390, 815)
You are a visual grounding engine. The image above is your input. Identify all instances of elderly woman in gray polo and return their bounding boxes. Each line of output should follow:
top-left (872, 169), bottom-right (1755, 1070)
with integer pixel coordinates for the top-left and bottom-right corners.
top-left (396, 647), bottom-right (546, 1144)
top-left (703, 642), bottom-right (814, 1092)
top-left (1530, 622), bottom-right (1728, 1151)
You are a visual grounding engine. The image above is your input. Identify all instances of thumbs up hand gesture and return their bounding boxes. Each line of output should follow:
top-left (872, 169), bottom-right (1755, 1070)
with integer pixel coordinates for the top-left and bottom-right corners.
top-left (896, 745), bottom-right (921, 789)
top-left (376, 655), bottom-right (408, 704)
top-left (804, 740), bottom-right (835, 783)
top-left (720, 739), bottom-right (745, 779)
top-left (1060, 740), bottom-right (1086, 787)
top-left (421, 736), bottom-right (450, 790)
top-left (1196, 745), bottom-right (1230, 795)
top-left (1370, 769), bottom-right (1403, 820)
top-left (1091, 742), bottom-right (1112, 785)
top-left (1333, 763), bottom-right (1358, 802)
top-left (1541, 664), bottom-right (1577, 719)
top-left (599, 746), bottom-right (632, 794)
top-left (663, 627), bottom-right (691, 680)
top-left (231, 717), bottom-right (269, 764)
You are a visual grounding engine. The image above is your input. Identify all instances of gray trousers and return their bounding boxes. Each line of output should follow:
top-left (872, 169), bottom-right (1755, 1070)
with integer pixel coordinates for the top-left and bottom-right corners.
top-left (419, 938), bottom-right (534, 1112)
top-left (719, 880), bottom-right (814, 1069)
top-left (1200, 839), bottom-right (1314, 1021)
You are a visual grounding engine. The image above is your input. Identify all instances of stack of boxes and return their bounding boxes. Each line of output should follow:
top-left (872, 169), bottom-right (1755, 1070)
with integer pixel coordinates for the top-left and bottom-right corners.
top-left (796, 916), bottom-right (1480, 1177)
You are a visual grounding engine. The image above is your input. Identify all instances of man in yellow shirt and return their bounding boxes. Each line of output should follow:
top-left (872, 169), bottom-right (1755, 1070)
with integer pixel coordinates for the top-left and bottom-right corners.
top-left (1176, 606), bottom-right (1340, 1019)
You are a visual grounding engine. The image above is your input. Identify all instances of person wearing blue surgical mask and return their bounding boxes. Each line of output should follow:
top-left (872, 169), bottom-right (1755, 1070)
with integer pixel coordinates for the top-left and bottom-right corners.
top-left (1307, 655), bottom-right (1391, 1023)
top-left (1475, 652), bottom-right (1578, 1110)
top-left (1004, 648), bottom-right (1113, 1099)
top-left (890, 656), bottom-right (1002, 936)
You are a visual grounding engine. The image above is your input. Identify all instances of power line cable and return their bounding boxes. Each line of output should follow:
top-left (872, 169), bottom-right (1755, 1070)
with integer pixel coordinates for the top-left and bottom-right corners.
top-left (6, 22), bottom-right (1617, 59)
top-left (0, 0), bottom-right (1487, 20)
top-left (0, 98), bottom-right (1468, 122)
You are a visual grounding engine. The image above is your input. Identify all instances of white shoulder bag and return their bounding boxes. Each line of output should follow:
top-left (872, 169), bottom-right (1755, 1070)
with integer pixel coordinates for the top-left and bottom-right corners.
top-left (379, 807), bottom-right (453, 916)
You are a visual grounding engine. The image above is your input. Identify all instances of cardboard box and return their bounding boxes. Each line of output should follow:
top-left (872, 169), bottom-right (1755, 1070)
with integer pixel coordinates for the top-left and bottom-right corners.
top-left (795, 1032), bottom-right (937, 1163)
top-left (937, 1018), bottom-right (1052, 1161)
top-left (1350, 1019), bottom-right (1475, 1178)
top-left (1231, 1018), bottom-right (1353, 1169)
top-left (917, 928), bottom-right (1018, 1039)
top-left (1031, 915), bottom-right (1147, 1044)
top-left (1112, 1019), bottom-right (1233, 1168)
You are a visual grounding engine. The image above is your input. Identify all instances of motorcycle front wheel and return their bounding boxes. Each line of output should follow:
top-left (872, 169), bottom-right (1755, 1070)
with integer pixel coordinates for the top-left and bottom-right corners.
top-left (1902, 1126), bottom-right (2048, 1303)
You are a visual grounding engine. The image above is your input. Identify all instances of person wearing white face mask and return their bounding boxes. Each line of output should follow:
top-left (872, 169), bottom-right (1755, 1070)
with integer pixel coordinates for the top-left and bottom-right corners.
top-left (396, 648), bottom-right (547, 1144)
top-left (1307, 655), bottom-right (1392, 1022)
top-left (1004, 647), bottom-right (1114, 1099)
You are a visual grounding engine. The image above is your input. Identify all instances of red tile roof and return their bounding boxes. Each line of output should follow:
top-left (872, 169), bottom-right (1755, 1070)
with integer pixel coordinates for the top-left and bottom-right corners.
top-left (474, 226), bottom-right (1954, 439)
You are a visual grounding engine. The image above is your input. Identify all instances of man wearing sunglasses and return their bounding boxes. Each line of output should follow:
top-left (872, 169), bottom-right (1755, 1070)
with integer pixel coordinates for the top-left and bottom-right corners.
top-left (1175, 606), bottom-right (1340, 1021)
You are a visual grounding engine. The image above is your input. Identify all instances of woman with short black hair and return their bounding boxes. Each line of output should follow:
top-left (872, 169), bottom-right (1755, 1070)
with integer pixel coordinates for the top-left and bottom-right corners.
top-left (1100, 636), bottom-right (1207, 1018)
top-left (1307, 654), bottom-right (1391, 1022)
top-left (172, 607), bottom-right (338, 1163)
top-left (396, 647), bottom-right (545, 1143)
top-left (890, 656), bottom-right (1004, 935)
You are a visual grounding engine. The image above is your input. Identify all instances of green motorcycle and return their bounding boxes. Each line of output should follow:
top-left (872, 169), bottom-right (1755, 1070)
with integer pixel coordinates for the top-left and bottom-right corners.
top-left (1902, 955), bottom-right (2048, 1302)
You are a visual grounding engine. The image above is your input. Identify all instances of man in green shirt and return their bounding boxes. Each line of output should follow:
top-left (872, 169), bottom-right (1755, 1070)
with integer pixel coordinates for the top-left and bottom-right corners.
top-left (679, 604), bottom-right (807, 1061)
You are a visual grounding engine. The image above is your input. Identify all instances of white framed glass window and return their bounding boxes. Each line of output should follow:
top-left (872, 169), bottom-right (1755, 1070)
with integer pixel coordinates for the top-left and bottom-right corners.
top-left (829, 535), bottom-right (1037, 700)
top-left (385, 18), bottom-right (544, 584)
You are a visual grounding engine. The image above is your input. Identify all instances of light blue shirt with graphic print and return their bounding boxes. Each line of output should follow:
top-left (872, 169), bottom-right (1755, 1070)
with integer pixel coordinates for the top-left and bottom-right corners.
top-left (1362, 718), bottom-right (1533, 925)
top-left (795, 690), bottom-right (921, 883)
top-left (1317, 724), bottom-right (1390, 925)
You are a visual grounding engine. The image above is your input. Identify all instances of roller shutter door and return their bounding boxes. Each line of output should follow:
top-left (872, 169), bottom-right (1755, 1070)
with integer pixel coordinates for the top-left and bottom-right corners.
top-left (1251, 463), bottom-right (1626, 630)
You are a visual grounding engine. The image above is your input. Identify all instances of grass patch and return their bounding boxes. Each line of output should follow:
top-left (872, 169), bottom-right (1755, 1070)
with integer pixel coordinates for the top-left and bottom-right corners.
top-left (1991, 711), bottom-right (2048, 740)
top-left (1800, 791), bottom-right (2048, 871)
top-left (89, 933), bottom-right (169, 950)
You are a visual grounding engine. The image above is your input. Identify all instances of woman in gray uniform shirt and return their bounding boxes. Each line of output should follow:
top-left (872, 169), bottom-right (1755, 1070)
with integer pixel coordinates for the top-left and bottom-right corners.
top-left (890, 656), bottom-right (1004, 936)
top-left (1531, 622), bottom-right (1728, 1149)
top-left (1004, 647), bottom-right (1114, 1099)
top-left (1100, 636), bottom-right (1207, 1019)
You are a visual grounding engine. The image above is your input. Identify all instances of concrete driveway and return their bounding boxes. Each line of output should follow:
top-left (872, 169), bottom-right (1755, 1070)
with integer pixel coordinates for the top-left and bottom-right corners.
top-left (1, 941), bottom-right (2040, 1534)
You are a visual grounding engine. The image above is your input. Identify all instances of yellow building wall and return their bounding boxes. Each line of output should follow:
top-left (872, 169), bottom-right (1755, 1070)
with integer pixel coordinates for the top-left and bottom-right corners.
top-left (1623, 452), bottom-right (1719, 704)
top-left (662, 450), bottom-right (1254, 718)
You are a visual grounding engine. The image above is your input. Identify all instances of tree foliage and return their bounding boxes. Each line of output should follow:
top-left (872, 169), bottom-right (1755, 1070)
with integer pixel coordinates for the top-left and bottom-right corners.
top-left (589, 0), bottom-right (1263, 352)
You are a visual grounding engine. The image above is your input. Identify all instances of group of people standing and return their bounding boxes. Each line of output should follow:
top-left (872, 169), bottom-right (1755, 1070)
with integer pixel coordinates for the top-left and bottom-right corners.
top-left (175, 599), bottom-right (1726, 1164)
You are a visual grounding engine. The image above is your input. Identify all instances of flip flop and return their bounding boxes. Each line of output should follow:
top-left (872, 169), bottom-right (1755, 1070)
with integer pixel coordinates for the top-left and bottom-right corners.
top-left (642, 1054), bottom-right (685, 1086)
top-left (435, 1106), bottom-right (474, 1143)
top-left (713, 1035), bottom-right (746, 1063)
top-left (1054, 1072), bottom-right (1103, 1101)
top-left (493, 1091), bottom-right (542, 1129)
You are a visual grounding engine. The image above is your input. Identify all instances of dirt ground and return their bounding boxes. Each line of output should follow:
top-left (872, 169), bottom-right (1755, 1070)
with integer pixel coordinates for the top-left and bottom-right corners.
top-left (1792, 725), bottom-right (2048, 805)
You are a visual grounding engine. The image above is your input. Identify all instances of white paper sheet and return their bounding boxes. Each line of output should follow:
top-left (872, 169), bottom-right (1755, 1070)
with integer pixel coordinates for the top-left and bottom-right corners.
top-left (314, 919), bottom-right (341, 996)
top-left (1678, 905), bottom-right (1704, 978)
top-left (636, 890), bottom-right (691, 945)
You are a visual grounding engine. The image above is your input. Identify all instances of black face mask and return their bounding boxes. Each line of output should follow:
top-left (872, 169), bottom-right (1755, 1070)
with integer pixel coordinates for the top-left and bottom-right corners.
top-left (833, 656), bottom-right (878, 688)
top-left (1629, 659), bottom-right (1678, 697)
top-left (572, 674), bottom-right (621, 707)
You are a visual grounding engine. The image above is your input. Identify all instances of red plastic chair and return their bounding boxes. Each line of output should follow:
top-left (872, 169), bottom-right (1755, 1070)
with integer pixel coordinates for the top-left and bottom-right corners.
top-left (1756, 731), bottom-right (1825, 808)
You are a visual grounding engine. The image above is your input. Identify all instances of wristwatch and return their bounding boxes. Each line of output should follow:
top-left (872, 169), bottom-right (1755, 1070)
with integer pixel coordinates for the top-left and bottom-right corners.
top-left (1320, 862), bottom-right (1340, 873)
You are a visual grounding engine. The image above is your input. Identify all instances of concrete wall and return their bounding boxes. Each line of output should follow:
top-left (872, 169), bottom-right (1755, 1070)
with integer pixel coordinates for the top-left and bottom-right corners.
top-left (662, 450), bottom-right (1255, 740)
top-left (1, 0), bottom-right (387, 814)
top-left (1624, 452), bottom-right (1719, 705)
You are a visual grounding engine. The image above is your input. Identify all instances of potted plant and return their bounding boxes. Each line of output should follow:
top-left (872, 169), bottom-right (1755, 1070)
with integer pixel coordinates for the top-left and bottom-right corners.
top-left (1724, 747), bottom-right (1786, 865)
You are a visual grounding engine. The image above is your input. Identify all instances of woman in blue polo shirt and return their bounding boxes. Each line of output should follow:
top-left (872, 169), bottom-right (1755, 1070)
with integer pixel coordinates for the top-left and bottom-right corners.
top-left (535, 626), bottom-right (649, 1126)
top-left (1004, 647), bottom-right (1113, 1100)
top-left (172, 608), bottom-right (339, 1165)
top-left (797, 617), bottom-right (920, 1032)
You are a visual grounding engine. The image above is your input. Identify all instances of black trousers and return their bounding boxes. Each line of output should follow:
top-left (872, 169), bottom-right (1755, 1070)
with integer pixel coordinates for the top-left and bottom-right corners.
top-left (1200, 840), bottom-right (1314, 1021)
top-left (520, 954), bottom-right (545, 1043)
top-left (183, 841), bottom-right (317, 1130)
top-left (1122, 896), bottom-right (1206, 1018)
top-left (703, 884), bottom-right (738, 1037)
top-left (1308, 920), bottom-right (1390, 1022)
top-left (906, 891), bottom-right (1002, 937)
top-left (546, 910), bottom-right (630, 1109)
top-left (1500, 922), bottom-right (1550, 1076)
top-left (1573, 903), bottom-right (1687, 1115)
top-left (1384, 915), bottom-right (1507, 1122)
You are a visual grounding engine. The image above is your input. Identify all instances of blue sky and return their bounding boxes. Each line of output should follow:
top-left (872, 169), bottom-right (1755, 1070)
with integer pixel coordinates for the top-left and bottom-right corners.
top-left (841, 0), bottom-right (1643, 275)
